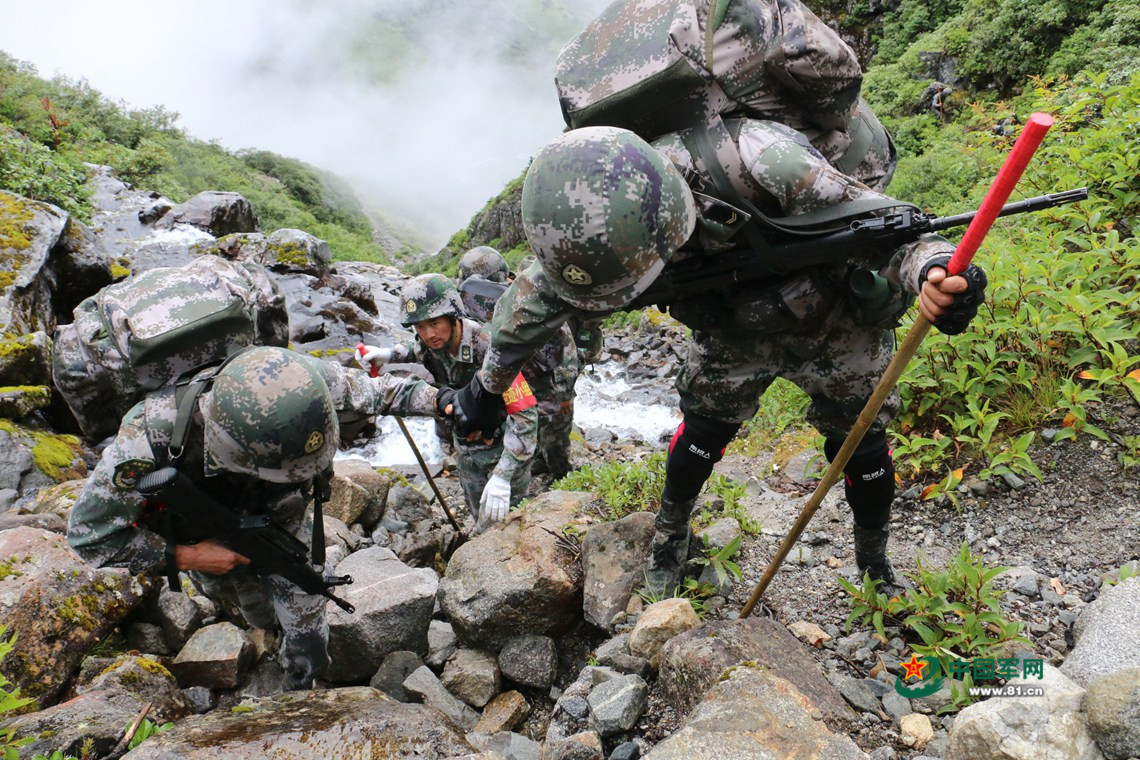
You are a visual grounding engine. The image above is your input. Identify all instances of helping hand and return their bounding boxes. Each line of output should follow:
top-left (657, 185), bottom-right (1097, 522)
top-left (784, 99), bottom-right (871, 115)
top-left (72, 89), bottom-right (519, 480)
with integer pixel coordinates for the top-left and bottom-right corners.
top-left (478, 474), bottom-right (511, 528)
top-left (451, 373), bottom-right (506, 438)
top-left (356, 344), bottom-right (393, 374)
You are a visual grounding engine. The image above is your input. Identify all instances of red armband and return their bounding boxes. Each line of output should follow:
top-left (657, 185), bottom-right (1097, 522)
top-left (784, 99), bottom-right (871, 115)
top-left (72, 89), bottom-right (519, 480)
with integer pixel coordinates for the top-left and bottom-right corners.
top-left (502, 374), bottom-right (537, 414)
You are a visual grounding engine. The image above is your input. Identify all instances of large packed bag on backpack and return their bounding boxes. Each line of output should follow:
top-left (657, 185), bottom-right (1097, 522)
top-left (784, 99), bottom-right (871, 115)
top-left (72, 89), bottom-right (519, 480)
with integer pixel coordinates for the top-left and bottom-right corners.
top-left (52, 256), bottom-right (290, 443)
top-left (555, 0), bottom-right (896, 188)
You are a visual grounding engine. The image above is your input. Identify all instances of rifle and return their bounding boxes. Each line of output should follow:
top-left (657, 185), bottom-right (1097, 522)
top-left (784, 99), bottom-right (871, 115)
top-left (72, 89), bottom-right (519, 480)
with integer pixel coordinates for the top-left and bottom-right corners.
top-left (136, 467), bottom-right (355, 613)
top-left (630, 188), bottom-right (1088, 309)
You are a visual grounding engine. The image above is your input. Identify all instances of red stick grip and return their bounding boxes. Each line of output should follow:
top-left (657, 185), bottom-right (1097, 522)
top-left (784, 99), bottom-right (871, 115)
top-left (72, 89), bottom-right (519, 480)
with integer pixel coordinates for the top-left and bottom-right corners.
top-left (356, 342), bottom-right (379, 378)
top-left (947, 112), bottom-right (1054, 275)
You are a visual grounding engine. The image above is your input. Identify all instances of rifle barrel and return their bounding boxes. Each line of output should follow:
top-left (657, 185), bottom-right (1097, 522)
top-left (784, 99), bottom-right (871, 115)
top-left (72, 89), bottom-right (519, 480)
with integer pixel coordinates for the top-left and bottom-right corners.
top-left (927, 188), bottom-right (1088, 233)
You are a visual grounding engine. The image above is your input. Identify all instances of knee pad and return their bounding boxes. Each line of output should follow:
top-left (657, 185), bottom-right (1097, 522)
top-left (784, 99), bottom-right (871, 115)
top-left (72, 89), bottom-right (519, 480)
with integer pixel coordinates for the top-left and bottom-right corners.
top-left (662, 413), bottom-right (741, 503)
top-left (825, 431), bottom-right (894, 530)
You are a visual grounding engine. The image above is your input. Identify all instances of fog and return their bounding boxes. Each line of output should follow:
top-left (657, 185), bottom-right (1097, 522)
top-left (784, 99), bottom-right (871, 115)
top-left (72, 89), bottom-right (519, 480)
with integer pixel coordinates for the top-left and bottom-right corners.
top-left (0, 0), bottom-right (611, 247)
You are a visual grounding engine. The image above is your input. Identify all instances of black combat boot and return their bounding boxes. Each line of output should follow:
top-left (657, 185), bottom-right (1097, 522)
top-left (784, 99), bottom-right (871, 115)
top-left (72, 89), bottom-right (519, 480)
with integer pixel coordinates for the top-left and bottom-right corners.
top-left (853, 523), bottom-right (898, 587)
top-left (644, 497), bottom-right (697, 597)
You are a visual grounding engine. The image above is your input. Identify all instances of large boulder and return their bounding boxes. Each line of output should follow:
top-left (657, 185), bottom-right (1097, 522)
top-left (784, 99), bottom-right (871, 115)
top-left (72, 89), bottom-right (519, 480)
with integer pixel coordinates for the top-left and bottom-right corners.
top-left (4, 688), bottom-right (144, 759)
top-left (155, 191), bottom-right (258, 237)
top-left (581, 511), bottom-right (655, 630)
top-left (50, 215), bottom-right (112, 316)
top-left (438, 491), bottom-right (590, 648)
top-left (0, 190), bottom-right (67, 337)
top-left (0, 527), bottom-right (151, 704)
top-left (1062, 577), bottom-right (1140, 687)
top-left (0, 421), bottom-right (87, 507)
top-left (658, 617), bottom-right (854, 722)
top-left (644, 664), bottom-right (868, 759)
top-left (122, 687), bottom-right (475, 759)
top-left (945, 663), bottom-right (1104, 760)
top-left (326, 547), bottom-right (439, 682)
top-left (1085, 667), bottom-right (1140, 760)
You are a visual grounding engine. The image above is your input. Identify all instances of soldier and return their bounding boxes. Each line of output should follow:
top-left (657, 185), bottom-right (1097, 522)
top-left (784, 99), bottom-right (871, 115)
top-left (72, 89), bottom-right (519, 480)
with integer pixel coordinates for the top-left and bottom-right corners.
top-left (358, 274), bottom-right (538, 529)
top-left (444, 124), bottom-right (987, 594)
top-left (67, 346), bottom-right (442, 690)
top-left (456, 248), bottom-right (582, 481)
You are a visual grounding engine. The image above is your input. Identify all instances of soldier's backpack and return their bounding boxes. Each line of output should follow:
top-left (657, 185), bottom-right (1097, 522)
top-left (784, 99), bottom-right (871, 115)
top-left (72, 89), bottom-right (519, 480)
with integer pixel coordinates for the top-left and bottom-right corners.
top-left (555, 0), bottom-right (894, 183)
top-left (52, 256), bottom-right (290, 443)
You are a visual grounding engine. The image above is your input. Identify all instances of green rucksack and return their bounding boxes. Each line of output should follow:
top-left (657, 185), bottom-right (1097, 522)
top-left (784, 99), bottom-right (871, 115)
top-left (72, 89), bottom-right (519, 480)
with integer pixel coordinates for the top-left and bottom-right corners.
top-left (555, 0), bottom-right (894, 181)
top-left (52, 256), bottom-right (290, 442)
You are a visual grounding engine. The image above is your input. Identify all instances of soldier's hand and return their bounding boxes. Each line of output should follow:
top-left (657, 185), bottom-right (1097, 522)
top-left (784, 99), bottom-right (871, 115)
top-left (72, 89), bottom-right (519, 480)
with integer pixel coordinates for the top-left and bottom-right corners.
top-left (919, 256), bottom-right (988, 335)
top-left (452, 373), bottom-right (505, 437)
top-left (356, 345), bottom-right (393, 374)
top-left (176, 539), bottom-right (251, 575)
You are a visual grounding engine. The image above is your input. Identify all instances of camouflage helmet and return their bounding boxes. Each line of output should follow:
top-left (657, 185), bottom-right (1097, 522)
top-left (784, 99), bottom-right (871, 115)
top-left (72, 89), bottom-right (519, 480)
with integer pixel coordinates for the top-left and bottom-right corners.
top-left (400, 273), bottom-right (464, 326)
top-left (522, 126), bottom-right (696, 311)
top-left (201, 347), bottom-right (338, 483)
top-left (458, 246), bottom-right (510, 284)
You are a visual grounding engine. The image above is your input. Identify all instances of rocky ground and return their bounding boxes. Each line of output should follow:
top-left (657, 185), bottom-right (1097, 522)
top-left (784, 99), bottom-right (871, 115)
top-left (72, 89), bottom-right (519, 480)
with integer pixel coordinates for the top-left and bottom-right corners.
top-left (593, 394), bottom-right (1140, 757)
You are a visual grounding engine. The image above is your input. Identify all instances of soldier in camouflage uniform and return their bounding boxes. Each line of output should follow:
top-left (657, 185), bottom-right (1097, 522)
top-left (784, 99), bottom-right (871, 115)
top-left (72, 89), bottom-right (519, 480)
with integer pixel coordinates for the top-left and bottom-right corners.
top-left (67, 346), bottom-right (440, 690)
top-left (458, 246), bottom-right (512, 284)
top-left (358, 274), bottom-right (538, 529)
top-left (446, 125), bottom-right (988, 594)
top-left (52, 256), bottom-right (289, 443)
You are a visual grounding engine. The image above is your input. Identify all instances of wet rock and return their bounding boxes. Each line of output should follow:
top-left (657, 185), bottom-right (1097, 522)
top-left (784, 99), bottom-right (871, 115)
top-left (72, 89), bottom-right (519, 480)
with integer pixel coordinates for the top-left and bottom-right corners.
top-left (0, 190), bottom-right (68, 337)
top-left (0, 526), bottom-right (150, 704)
top-left (124, 687), bottom-right (474, 759)
top-left (155, 191), bottom-right (258, 237)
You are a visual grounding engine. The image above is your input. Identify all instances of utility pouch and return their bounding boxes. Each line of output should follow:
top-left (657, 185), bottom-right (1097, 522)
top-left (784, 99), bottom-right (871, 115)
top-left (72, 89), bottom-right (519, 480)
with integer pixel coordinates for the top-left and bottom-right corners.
top-left (731, 273), bottom-right (835, 334)
top-left (846, 267), bottom-right (914, 328)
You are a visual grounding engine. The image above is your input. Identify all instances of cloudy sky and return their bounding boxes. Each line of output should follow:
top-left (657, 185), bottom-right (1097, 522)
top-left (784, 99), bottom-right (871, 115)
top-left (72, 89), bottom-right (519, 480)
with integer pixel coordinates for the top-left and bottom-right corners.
top-left (0, 0), bottom-right (609, 246)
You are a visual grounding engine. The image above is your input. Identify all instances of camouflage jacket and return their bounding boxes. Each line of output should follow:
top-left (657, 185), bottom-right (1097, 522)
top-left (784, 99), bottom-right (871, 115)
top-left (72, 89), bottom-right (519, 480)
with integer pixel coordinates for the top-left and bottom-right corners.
top-left (390, 318), bottom-right (538, 481)
top-left (480, 118), bottom-right (951, 394)
top-left (67, 358), bottom-right (437, 575)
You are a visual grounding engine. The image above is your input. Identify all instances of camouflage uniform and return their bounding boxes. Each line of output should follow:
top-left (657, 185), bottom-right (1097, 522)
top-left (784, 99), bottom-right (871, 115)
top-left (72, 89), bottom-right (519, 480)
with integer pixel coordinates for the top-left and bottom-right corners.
top-left (388, 317), bottom-right (538, 518)
top-left (478, 122), bottom-right (959, 590)
top-left (67, 348), bottom-right (437, 689)
top-left (458, 246), bottom-right (511, 284)
top-left (52, 256), bottom-right (289, 443)
top-left (459, 264), bottom-right (581, 480)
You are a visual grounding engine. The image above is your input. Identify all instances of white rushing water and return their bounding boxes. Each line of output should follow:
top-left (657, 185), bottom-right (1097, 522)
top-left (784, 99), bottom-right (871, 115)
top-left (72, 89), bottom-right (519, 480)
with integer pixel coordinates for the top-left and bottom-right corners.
top-left (335, 360), bottom-right (680, 468)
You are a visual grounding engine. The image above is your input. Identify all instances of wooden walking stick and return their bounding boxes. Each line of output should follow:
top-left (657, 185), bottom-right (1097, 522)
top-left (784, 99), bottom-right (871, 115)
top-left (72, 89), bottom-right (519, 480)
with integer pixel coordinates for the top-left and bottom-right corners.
top-left (740, 113), bottom-right (1055, 618)
top-left (356, 344), bottom-right (465, 537)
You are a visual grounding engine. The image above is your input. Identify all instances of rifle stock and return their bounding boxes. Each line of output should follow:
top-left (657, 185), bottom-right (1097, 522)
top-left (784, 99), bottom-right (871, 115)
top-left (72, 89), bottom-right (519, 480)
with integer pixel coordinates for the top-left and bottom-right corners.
top-left (631, 188), bottom-right (1088, 309)
top-left (136, 467), bottom-right (355, 613)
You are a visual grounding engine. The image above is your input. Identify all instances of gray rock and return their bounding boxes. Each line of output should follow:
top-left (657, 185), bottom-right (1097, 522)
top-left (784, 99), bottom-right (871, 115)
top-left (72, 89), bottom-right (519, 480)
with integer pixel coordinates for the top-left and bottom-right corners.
top-left (552, 731), bottom-right (605, 760)
top-left (326, 546), bottom-right (439, 682)
top-left (581, 512), bottom-right (656, 630)
top-left (482, 731), bottom-right (542, 760)
top-left (170, 622), bottom-right (254, 689)
top-left (1085, 667), bottom-right (1140, 760)
top-left (610, 741), bottom-right (642, 760)
top-left (499, 634), bottom-right (558, 690)
top-left (123, 687), bottom-right (474, 758)
top-left (882, 690), bottom-right (912, 722)
top-left (833, 674), bottom-right (885, 716)
top-left (442, 649), bottom-right (501, 708)
top-left (1062, 577), bottom-right (1140, 686)
top-left (428, 620), bottom-right (461, 669)
top-left (944, 664), bottom-right (1102, 760)
top-left (370, 650), bottom-right (423, 701)
top-left (644, 665), bottom-right (867, 759)
top-left (155, 190), bottom-right (258, 237)
top-left (588, 674), bottom-right (649, 737)
top-left (126, 621), bottom-right (172, 655)
top-left (157, 586), bottom-right (205, 651)
top-left (182, 685), bottom-right (216, 714)
top-left (1, 688), bottom-right (141, 759)
top-left (75, 654), bottom-right (192, 724)
top-left (403, 665), bottom-right (480, 731)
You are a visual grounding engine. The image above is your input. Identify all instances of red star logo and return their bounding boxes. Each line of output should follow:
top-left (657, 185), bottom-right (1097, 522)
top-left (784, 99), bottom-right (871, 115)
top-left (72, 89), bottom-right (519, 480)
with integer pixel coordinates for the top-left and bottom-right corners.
top-left (901, 654), bottom-right (929, 681)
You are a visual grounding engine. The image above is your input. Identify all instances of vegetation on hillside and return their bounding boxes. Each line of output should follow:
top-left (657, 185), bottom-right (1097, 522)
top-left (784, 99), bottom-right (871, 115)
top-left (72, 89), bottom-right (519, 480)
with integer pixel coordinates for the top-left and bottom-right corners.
top-left (0, 52), bottom-right (400, 263)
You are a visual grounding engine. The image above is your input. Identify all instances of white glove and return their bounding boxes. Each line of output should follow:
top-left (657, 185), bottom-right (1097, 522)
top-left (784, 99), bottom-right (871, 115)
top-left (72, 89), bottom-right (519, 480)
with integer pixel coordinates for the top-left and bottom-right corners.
top-left (479, 474), bottom-right (511, 527)
top-left (356, 345), bottom-right (392, 373)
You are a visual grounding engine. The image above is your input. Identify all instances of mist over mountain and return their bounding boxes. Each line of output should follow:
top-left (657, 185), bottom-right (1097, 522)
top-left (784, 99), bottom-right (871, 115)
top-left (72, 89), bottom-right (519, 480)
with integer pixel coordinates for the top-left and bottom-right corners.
top-left (0, 0), bottom-right (611, 246)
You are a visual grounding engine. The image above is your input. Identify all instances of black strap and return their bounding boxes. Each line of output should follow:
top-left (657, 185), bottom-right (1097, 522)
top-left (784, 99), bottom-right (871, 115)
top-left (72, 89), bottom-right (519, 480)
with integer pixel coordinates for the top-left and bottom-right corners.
top-left (310, 469), bottom-right (331, 567)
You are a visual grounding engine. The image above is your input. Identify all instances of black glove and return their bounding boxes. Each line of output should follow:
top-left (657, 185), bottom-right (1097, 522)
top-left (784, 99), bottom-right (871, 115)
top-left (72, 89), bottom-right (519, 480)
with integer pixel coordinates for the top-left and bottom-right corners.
top-left (452, 373), bottom-right (505, 438)
top-left (920, 254), bottom-right (988, 336)
top-left (435, 386), bottom-right (459, 417)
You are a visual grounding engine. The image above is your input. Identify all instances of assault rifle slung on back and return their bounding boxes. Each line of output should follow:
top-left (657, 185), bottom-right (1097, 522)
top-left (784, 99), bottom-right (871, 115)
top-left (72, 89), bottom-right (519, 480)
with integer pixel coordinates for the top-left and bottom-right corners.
top-left (136, 467), bottom-right (355, 613)
top-left (632, 188), bottom-right (1089, 308)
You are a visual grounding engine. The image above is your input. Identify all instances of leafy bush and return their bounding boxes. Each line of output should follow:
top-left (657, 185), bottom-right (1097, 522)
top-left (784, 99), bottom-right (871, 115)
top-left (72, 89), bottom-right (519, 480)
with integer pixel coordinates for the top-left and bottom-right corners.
top-left (0, 130), bottom-right (91, 220)
top-left (0, 625), bottom-right (35, 759)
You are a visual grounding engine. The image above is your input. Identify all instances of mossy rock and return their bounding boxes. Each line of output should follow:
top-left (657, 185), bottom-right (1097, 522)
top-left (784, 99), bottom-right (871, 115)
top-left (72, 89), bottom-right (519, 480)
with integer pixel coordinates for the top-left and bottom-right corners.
top-left (0, 418), bottom-right (87, 483)
top-left (0, 385), bottom-right (52, 419)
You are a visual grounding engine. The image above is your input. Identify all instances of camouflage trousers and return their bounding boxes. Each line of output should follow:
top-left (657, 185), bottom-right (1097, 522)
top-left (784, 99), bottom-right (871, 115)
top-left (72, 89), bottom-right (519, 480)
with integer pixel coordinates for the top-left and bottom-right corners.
top-left (534, 401), bottom-right (575, 480)
top-left (675, 306), bottom-right (900, 439)
top-left (190, 505), bottom-right (328, 691)
top-left (455, 438), bottom-right (531, 521)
